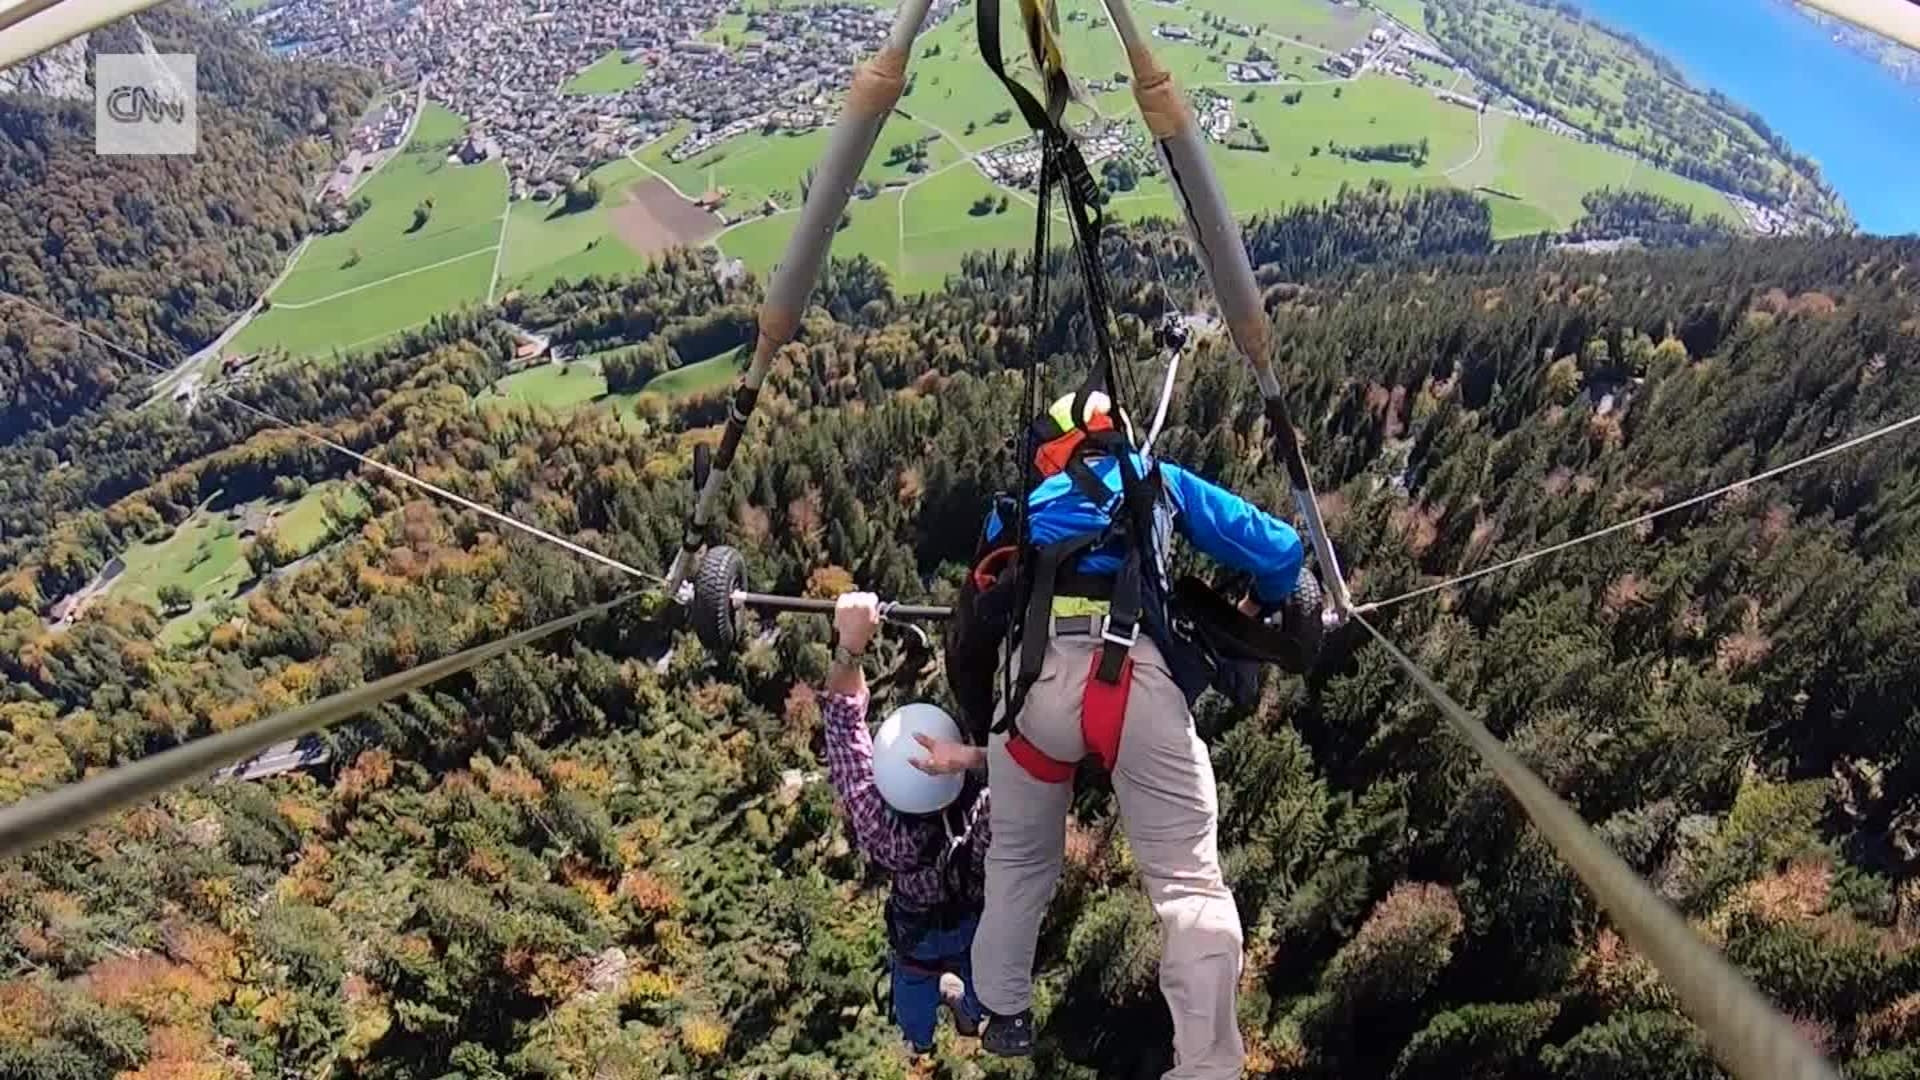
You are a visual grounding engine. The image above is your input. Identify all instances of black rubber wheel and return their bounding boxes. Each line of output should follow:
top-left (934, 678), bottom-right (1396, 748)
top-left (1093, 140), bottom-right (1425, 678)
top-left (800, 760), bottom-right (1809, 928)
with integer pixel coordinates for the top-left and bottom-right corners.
top-left (1280, 567), bottom-right (1325, 673)
top-left (691, 545), bottom-right (746, 656)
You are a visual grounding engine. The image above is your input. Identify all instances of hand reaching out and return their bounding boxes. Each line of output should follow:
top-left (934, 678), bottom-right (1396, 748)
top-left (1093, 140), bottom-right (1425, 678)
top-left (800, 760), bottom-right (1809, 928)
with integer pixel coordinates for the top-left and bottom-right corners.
top-left (911, 733), bottom-right (985, 776)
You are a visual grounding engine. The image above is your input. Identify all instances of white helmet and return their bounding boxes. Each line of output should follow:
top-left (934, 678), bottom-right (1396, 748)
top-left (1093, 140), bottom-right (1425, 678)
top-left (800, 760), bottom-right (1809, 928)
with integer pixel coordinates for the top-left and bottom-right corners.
top-left (873, 703), bottom-right (965, 815)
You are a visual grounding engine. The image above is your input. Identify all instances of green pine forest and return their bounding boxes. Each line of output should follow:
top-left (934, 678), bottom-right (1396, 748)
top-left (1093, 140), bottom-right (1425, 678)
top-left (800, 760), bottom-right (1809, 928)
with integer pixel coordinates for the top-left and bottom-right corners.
top-left (1, 177), bottom-right (1918, 1077)
top-left (3, 9), bottom-right (1920, 1080)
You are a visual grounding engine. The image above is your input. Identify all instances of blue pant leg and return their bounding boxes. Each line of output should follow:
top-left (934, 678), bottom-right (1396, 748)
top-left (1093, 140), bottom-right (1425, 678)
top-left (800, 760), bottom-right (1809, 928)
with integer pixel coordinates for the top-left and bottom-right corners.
top-left (939, 914), bottom-right (986, 1026)
top-left (892, 954), bottom-right (941, 1051)
top-left (907, 914), bottom-right (986, 1027)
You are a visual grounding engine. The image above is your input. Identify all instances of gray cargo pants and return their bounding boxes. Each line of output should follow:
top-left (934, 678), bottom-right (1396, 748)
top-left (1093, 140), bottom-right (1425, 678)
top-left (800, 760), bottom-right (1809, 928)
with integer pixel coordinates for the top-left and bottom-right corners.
top-left (971, 634), bottom-right (1245, 1079)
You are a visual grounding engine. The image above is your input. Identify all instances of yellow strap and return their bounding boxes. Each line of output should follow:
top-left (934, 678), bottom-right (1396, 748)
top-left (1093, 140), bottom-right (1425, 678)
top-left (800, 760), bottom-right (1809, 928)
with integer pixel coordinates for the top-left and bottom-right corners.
top-left (1017, 0), bottom-right (1069, 104)
top-left (1051, 596), bottom-right (1109, 618)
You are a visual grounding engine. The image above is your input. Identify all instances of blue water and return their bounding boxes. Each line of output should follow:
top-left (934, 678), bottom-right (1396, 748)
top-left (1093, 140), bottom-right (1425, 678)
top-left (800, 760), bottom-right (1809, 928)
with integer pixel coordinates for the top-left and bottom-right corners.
top-left (1569, 0), bottom-right (1920, 235)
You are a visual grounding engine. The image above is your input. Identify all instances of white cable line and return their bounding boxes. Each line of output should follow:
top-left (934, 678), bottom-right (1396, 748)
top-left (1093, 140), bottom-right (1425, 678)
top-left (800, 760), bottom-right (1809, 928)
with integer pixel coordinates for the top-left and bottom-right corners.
top-left (1141, 344), bottom-right (1180, 456)
top-left (1353, 613), bottom-right (1840, 1080)
top-left (0, 292), bottom-right (665, 587)
top-left (1356, 406), bottom-right (1920, 613)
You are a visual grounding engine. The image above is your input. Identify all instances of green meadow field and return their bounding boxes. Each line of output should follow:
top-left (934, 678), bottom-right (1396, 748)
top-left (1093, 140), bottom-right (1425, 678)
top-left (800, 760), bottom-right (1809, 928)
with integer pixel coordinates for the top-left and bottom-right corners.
top-left (477, 349), bottom-right (744, 420)
top-left (565, 49), bottom-right (648, 94)
top-left (226, 0), bottom-right (1751, 354)
top-left (500, 157), bottom-right (656, 292)
top-left (105, 481), bottom-right (369, 645)
top-left (639, 114), bottom-right (959, 214)
top-left (705, 0), bottom-right (1737, 287)
top-left (231, 103), bottom-right (507, 357)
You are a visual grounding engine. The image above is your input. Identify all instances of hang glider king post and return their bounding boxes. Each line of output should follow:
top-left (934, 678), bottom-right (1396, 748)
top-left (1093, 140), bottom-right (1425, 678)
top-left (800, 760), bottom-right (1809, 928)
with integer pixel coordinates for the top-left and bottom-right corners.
top-left (661, 0), bottom-right (1356, 642)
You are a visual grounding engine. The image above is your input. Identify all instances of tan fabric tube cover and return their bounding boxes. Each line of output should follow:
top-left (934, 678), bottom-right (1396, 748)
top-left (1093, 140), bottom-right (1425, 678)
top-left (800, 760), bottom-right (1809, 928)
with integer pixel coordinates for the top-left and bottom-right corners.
top-left (849, 46), bottom-right (910, 115)
top-left (1127, 45), bottom-right (1189, 139)
top-left (756, 312), bottom-right (801, 354)
top-left (1226, 310), bottom-right (1273, 373)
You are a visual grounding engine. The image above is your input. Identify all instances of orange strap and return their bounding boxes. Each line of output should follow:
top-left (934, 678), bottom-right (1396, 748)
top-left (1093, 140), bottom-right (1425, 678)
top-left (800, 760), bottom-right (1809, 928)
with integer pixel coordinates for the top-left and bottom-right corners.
top-left (971, 545), bottom-right (1019, 590)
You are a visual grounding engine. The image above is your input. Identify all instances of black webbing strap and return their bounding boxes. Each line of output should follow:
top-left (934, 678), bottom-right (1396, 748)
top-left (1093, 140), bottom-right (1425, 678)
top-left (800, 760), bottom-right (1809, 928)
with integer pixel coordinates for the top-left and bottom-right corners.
top-left (1002, 101), bottom-right (1054, 741)
top-left (976, 0), bottom-right (1121, 422)
top-left (1098, 549), bottom-right (1142, 684)
top-left (1063, 452), bottom-right (1119, 507)
top-left (1090, 430), bottom-right (1161, 559)
top-left (1083, 429), bottom-right (1161, 683)
top-left (977, 0), bottom-right (1061, 133)
top-left (981, 0), bottom-right (1154, 708)
top-left (1002, 532), bottom-right (1104, 732)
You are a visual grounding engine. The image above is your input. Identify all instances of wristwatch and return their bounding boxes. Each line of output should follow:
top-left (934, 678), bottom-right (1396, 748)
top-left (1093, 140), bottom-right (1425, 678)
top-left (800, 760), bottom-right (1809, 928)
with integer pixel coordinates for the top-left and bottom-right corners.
top-left (831, 639), bottom-right (867, 668)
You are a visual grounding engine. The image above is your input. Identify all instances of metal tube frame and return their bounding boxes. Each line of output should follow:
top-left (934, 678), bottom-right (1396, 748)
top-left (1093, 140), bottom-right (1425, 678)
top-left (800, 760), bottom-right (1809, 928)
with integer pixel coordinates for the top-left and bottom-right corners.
top-left (733, 591), bottom-right (953, 621)
top-left (663, 0), bottom-right (938, 594)
top-left (1097, 0), bottom-right (1354, 617)
top-left (1092, 16), bottom-right (1833, 1076)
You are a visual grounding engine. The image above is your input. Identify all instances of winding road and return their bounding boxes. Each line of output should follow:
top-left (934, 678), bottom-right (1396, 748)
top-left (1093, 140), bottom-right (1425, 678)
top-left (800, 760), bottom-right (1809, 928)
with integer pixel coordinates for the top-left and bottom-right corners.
top-left (1443, 103), bottom-right (1489, 177)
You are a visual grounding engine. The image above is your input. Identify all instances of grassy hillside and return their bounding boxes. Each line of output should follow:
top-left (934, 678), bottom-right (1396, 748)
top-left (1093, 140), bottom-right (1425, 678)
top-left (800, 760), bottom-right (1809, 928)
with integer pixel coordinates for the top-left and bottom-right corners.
top-left (1422, 0), bottom-right (1843, 218)
top-left (231, 103), bottom-right (506, 357)
top-left (215, 0), bottom-right (1784, 359)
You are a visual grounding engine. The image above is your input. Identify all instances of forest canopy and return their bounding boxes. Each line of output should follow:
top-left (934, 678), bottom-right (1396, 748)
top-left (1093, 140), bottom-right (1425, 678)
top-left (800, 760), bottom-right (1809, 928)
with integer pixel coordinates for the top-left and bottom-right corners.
top-left (0, 171), bottom-right (1915, 1077)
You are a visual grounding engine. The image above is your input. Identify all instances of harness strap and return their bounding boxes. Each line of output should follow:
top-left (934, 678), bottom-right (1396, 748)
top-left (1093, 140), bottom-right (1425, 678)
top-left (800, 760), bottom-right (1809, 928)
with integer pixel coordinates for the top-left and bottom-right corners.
top-left (1062, 452), bottom-right (1120, 509)
top-left (978, 0), bottom-right (1065, 133)
top-left (1066, 432), bottom-right (1161, 685)
top-left (1006, 733), bottom-right (1076, 784)
top-left (1005, 532), bottom-right (1102, 732)
top-left (1097, 550), bottom-right (1142, 685)
top-left (1002, 664), bottom-right (1133, 782)
top-left (978, 0), bottom-right (1117, 419)
top-left (1080, 651), bottom-right (1131, 771)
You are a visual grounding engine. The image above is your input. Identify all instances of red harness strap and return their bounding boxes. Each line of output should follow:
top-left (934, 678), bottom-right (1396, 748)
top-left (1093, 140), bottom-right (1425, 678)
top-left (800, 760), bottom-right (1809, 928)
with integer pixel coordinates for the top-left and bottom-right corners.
top-left (1080, 651), bottom-right (1132, 771)
top-left (1006, 732), bottom-right (1076, 783)
top-left (1005, 651), bottom-right (1134, 783)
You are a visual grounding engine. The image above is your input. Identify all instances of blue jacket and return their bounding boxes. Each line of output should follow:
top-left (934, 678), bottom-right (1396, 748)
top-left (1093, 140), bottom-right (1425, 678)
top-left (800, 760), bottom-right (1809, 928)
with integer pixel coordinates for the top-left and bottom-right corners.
top-left (986, 453), bottom-right (1304, 605)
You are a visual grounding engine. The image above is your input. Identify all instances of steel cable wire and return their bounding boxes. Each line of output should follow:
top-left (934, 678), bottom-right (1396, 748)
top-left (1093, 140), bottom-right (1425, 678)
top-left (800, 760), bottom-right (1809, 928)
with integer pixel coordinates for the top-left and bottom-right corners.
top-left (1352, 611), bottom-right (1838, 1080)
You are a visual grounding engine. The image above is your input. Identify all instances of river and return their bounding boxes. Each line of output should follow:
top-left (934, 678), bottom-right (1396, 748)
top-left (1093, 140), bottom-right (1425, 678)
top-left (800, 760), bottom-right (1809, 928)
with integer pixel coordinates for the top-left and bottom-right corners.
top-left (1568, 0), bottom-right (1920, 235)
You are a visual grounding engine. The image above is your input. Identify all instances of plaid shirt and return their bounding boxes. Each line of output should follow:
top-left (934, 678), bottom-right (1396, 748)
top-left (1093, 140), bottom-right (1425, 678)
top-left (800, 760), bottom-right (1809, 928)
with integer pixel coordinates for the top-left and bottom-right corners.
top-left (820, 688), bottom-right (990, 912)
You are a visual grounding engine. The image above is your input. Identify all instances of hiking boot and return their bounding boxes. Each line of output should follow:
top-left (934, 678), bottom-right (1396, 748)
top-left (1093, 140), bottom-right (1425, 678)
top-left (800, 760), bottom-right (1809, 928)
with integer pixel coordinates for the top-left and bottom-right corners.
top-left (980, 1009), bottom-right (1034, 1058)
top-left (946, 1000), bottom-right (982, 1038)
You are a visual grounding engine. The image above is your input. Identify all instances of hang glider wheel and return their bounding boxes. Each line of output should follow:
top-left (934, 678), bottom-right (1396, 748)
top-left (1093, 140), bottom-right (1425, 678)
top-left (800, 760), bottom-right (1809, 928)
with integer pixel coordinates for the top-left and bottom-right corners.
top-left (692, 544), bottom-right (746, 656)
top-left (1282, 566), bottom-right (1325, 668)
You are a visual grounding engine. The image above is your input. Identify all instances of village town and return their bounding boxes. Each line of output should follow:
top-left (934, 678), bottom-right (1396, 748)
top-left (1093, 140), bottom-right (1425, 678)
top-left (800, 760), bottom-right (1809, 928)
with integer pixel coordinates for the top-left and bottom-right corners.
top-left (249, 0), bottom-right (937, 199)
top-left (244, 0), bottom-right (1822, 236)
